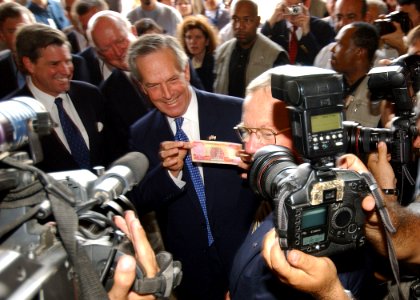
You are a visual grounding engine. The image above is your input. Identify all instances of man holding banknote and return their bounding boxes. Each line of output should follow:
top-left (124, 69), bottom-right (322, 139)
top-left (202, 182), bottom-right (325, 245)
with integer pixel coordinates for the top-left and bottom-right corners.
top-left (127, 34), bottom-right (259, 300)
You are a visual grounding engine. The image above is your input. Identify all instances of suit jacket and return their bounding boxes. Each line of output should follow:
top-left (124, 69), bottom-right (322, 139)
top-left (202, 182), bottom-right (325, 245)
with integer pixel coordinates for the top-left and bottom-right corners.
top-left (0, 52), bottom-right (91, 101)
top-left (261, 17), bottom-right (335, 66)
top-left (9, 81), bottom-right (107, 172)
top-left (100, 69), bottom-right (151, 162)
top-left (79, 47), bottom-right (103, 86)
top-left (130, 89), bottom-right (259, 299)
top-left (0, 50), bottom-right (21, 100)
top-left (229, 213), bottom-right (369, 299)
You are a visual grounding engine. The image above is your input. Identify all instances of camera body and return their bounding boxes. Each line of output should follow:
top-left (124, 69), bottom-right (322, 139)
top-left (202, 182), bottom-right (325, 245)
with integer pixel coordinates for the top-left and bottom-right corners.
top-left (285, 4), bottom-right (303, 15)
top-left (249, 66), bottom-right (369, 256)
top-left (373, 11), bottom-right (411, 36)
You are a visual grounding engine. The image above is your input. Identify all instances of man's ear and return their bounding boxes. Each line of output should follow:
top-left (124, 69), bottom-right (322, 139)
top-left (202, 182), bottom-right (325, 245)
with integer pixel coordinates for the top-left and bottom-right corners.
top-left (184, 61), bottom-right (191, 82)
top-left (130, 25), bottom-right (138, 37)
top-left (22, 56), bottom-right (34, 74)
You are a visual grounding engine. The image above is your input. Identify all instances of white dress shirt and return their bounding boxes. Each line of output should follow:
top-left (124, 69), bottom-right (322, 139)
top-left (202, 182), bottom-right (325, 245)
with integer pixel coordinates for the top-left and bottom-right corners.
top-left (27, 77), bottom-right (90, 152)
top-left (167, 87), bottom-right (204, 187)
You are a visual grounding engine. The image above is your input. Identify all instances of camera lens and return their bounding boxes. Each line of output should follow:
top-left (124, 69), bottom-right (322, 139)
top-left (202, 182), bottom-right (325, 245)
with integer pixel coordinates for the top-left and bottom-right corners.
top-left (249, 145), bottom-right (297, 199)
top-left (343, 121), bottom-right (393, 155)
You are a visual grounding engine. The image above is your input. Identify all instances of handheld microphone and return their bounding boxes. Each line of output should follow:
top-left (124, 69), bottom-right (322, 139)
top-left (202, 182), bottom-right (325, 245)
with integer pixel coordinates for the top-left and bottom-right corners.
top-left (92, 152), bottom-right (149, 204)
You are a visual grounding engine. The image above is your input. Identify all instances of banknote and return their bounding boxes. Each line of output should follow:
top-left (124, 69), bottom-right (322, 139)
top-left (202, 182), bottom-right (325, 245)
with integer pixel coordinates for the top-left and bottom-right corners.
top-left (191, 140), bottom-right (242, 165)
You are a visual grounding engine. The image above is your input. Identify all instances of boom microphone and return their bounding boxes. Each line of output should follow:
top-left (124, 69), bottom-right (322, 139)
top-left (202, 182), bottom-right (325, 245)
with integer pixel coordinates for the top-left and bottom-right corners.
top-left (92, 152), bottom-right (149, 204)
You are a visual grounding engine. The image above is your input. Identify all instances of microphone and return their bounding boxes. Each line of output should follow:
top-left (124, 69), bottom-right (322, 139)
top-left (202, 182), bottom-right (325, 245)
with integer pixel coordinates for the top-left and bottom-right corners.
top-left (92, 152), bottom-right (149, 204)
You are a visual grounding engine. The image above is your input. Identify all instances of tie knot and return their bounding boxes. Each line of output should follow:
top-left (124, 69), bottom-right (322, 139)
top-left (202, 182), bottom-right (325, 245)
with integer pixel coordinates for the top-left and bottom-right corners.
top-left (175, 117), bottom-right (184, 131)
top-left (55, 97), bottom-right (63, 106)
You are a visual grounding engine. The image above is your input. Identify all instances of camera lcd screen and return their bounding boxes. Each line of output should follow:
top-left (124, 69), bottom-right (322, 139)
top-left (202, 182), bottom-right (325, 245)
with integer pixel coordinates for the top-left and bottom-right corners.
top-left (311, 113), bottom-right (341, 133)
top-left (303, 233), bottom-right (326, 246)
top-left (301, 206), bottom-right (327, 229)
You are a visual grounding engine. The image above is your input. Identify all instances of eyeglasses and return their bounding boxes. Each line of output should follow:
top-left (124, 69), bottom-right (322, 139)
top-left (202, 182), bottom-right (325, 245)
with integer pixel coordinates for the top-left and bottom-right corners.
top-left (234, 124), bottom-right (291, 145)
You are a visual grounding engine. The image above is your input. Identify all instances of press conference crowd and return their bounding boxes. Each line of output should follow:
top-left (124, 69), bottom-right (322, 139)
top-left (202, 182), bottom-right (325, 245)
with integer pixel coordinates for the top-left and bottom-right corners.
top-left (0, 0), bottom-right (419, 298)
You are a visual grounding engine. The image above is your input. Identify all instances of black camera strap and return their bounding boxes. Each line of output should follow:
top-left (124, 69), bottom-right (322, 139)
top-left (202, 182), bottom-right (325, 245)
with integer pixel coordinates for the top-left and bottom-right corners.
top-left (361, 172), bottom-right (404, 299)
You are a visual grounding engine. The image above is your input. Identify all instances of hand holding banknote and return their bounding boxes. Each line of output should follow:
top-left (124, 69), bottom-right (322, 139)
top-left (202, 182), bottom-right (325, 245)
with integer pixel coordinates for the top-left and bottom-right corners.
top-left (159, 141), bottom-right (192, 177)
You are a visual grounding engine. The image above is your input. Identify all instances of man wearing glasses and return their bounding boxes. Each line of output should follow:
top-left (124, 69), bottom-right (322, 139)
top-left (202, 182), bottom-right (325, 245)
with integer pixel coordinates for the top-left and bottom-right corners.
top-left (228, 67), bottom-right (367, 299)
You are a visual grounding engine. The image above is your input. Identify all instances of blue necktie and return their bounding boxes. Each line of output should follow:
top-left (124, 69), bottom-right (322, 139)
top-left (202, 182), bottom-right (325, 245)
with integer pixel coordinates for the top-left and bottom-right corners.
top-left (175, 117), bottom-right (214, 246)
top-left (55, 97), bottom-right (91, 169)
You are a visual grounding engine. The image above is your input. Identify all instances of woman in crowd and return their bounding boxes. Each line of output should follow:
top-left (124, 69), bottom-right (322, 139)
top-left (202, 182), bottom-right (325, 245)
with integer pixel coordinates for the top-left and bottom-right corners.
top-left (177, 15), bottom-right (218, 92)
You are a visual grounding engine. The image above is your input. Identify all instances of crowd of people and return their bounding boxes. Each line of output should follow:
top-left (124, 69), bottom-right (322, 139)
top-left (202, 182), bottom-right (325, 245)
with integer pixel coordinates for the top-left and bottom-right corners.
top-left (0, 0), bottom-right (420, 299)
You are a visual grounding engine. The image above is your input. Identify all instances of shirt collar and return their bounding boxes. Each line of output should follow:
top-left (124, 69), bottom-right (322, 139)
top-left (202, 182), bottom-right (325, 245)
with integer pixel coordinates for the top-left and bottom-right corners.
top-left (167, 86), bottom-right (198, 124)
top-left (27, 77), bottom-right (69, 109)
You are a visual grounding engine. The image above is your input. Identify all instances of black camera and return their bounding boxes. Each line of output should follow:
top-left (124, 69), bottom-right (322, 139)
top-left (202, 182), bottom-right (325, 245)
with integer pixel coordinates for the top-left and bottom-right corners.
top-left (249, 66), bottom-right (369, 256)
top-left (345, 55), bottom-right (419, 203)
top-left (373, 11), bottom-right (411, 36)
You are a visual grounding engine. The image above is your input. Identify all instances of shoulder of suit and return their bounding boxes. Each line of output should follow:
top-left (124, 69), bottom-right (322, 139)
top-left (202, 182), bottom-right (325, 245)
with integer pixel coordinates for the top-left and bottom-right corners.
top-left (0, 49), bottom-right (12, 60)
top-left (196, 88), bottom-right (243, 106)
top-left (256, 33), bottom-right (286, 52)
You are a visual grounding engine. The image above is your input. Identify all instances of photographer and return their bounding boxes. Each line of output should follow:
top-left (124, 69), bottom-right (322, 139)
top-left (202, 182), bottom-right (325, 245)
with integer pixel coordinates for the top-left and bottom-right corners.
top-left (261, 0), bottom-right (335, 65)
top-left (262, 142), bottom-right (420, 300)
top-left (228, 68), bottom-right (367, 299)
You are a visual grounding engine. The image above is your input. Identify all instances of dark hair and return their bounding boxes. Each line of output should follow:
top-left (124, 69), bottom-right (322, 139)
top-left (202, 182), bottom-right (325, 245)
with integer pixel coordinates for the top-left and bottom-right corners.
top-left (15, 23), bottom-right (70, 73)
top-left (0, 2), bottom-right (34, 28)
top-left (134, 18), bottom-right (164, 35)
top-left (177, 15), bottom-right (218, 55)
top-left (72, 0), bottom-right (108, 18)
top-left (127, 34), bottom-right (189, 82)
top-left (351, 22), bottom-right (379, 63)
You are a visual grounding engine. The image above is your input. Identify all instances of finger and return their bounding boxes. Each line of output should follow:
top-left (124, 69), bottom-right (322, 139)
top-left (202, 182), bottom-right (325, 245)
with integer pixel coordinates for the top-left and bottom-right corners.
top-left (129, 217), bottom-right (159, 278)
top-left (336, 154), bottom-right (369, 173)
top-left (108, 255), bottom-right (137, 300)
top-left (160, 141), bottom-right (185, 151)
top-left (114, 215), bottom-right (131, 238)
top-left (362, 195), bottom-right (376, 213)
top-left (262, 229), bottom-right (277, 269)
top-left (377, 141), bottom-right (388, 163)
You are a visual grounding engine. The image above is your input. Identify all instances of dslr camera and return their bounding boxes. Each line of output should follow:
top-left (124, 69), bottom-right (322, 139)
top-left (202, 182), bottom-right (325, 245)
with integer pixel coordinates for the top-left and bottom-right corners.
top-left (284, 4), bottom-right (303, 15)
top-left (345, 54), bottom-right (420, 203)
top-left (373, 11), bottom-right (411, 36)
top-left (249, 66), bottom-right (369, 256)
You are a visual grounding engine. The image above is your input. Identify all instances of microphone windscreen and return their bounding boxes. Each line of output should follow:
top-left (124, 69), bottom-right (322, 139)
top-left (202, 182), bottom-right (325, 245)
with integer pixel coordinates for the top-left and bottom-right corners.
top-left (111, 152), bottom-right (149, 184)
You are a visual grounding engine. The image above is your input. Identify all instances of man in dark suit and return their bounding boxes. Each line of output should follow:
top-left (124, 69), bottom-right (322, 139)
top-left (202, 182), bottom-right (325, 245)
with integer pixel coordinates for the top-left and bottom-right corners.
top-left (261, 0), bottom-right (335, 65)
top-left (228, 67), bottom-right (370, 299)
top-left (86, 10), bottom-right (151, 162)
top-left (127, 34), bottom-right (259, 299)
top-left (9, 23), bottom-right (107, 172)
top-left (0, 2), bottom-right (91, 100)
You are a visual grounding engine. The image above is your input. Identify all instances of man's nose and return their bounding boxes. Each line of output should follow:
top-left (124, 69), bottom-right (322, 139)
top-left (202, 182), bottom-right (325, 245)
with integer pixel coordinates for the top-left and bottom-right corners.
top-left (244, 133), bottom-right (261, 155)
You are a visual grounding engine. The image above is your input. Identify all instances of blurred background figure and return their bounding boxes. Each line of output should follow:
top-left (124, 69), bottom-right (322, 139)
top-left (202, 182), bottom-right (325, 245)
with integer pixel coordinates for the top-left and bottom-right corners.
top-left (175, 0), bottom-right (193, 18)
top-left (27, 0), bottom-right (70, 30)
top-left (177, 15), bottom-right (218, 92)
top-left (126, 0), bottom-right (182, 36)
top-left (134, 17), bottom-right (164, 35)
top-left (203, 0), bottom-right (230, 30)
